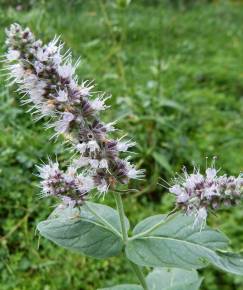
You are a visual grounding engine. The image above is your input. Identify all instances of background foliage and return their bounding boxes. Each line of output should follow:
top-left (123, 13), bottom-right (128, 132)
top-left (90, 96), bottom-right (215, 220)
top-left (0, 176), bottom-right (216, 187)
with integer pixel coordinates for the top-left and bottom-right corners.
top-left (0, 0), bottom-right (243, 289)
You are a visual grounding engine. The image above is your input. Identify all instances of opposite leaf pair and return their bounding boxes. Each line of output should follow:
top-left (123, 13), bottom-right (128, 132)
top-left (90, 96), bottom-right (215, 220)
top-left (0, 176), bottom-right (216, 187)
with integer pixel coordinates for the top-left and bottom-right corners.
top-left (37, 201), bottom-right (243, 289)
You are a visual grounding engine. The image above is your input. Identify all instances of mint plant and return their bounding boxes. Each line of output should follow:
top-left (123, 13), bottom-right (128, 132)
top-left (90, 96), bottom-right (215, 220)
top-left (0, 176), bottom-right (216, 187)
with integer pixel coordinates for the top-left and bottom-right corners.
top-left (4, 23), bottom-right (243, 290)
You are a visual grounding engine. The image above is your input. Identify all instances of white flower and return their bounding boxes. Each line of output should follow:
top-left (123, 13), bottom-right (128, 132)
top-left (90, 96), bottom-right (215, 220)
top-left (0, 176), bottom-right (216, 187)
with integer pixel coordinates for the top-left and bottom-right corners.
top-left (36, 48), bottom-right (49, 62)
top-left (204, 185), bottom-right (220, 199)
top-left (26, 80), bottom-right (46, 104)
top-left (63, 173), bottom-right (75, 183)
top-left (89, 159), bottom-right (99, 169)
top-left (67, 166), bottom-right (77, 176)
top-left (177, 192), bottom-right (189, 203)
top-left (87, 140), bottom-right (100, 152)
top-left (76, 143), bottom-right (87, 154)
top-left (125, 161), bottom-right (144, 179)
top-left (63, 111), bottom-right (74, 121)
top-left (90, 95), bottom-right (110, 111)
top-left (53, 53), bottom-right (62, 65)
top-left (117, 140), bottom-right (136, 152)
top-left (80, 81), bottom-right (94, 97)
top-left (58, 63), bottom-right (74, 79)
top-left (21, 74), bottom-right (39, 90)
top-left (169, 185), bottom-right (183, 196)
top-left (34, 61), bottom-right (45, 74)
top-left (72, 157), bottom-right (90, 168)
top-left (6, 49), bottom-right (20, 61)
top-left (77, 176), bottom-right (94, 192)
top-left (69, 79), bottom-right (78, 91)
top-left (99, 159), bottom-right (108, 169)
top-left (40, 102), bottom-right (56, 116)
top-left (105, 122), bottom-right (116, 132)
top-left (61, 196), bottom-right (76, 207)
top-left (170, 185), bottom-right (189, 203)
top-left (42, 180), bottom-right (52, 195)
top-left (206, 168), bottom-right (217, 181)
top-left (54, 112), bottom-right (74, 133)
top-left (97, 179), bottom-right (109, 194)
top-left (129, 169), bottom-right (139, 179)
top-left (37, 162), bottom-right (59, 179)
top-left (8, 64), bottom-right (25, 82)
top-left (45, 39), bottom-right (58, 55)
top-left (184, 173), bottom-right (203, 189)
top-left (56, 90), bottom-right (68, 102)
top-left (29, 88), bottom-right (45, 104)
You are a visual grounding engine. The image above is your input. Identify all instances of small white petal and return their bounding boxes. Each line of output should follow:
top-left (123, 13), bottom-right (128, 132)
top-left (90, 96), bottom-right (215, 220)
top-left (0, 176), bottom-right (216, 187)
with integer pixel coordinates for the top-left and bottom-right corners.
top-left (56, 90), bottom-right (68, 102)
top-left (89, 159), bottom-right (99, 169)
top-left (87, 140), bottom-right (99, 152)
top-left (58, 63), bottom-right (74, 79)
top-left (117, 141), bottom-right (136, 152)
top-left (7, 49), bottom-right (20, 61)
top-left (206, 168), bottom-right (217, 180)
top-left (99, 159), bottom-right (108, 169)
top-left (76, 143), bottom-right (87, 154)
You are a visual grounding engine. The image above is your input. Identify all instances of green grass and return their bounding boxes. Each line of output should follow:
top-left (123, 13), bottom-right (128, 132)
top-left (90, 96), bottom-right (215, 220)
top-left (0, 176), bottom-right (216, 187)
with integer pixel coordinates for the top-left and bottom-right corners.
top-left (0, 0), bottom-right (243, 289)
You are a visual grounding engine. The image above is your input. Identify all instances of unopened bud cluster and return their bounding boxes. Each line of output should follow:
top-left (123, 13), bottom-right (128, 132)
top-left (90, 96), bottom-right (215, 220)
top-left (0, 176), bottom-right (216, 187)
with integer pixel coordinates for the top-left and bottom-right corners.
top-left (169, 166), bottom-right (243, 226)
top-left (5, 23), bottom-right (143, 206)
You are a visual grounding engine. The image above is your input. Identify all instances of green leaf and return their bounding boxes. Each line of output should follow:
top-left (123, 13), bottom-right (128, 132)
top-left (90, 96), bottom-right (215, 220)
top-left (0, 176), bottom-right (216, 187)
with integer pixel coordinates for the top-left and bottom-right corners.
top-left (98, 285), bottom-right (142, 290)
top-left (98, 268), bottom-right (202, 290)
top-left (126, 214), bottom-right (243, 275)
top-left (152, 152), bottom-right (172, 173)
top-left (116, 0), bottom-right (132, 8)
top-left (159, 99), bottom-right (185, 112)
top-left (146, 268), bottom-right (202, 290)
top-left (37, 202), bottom-right (129, 259)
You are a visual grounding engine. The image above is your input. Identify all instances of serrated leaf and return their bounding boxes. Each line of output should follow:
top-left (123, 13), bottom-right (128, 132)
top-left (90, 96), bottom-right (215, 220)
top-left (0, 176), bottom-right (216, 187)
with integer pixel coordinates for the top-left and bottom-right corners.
top-left (37, 202), bottom-right (129, 259)
top-left (126, 214), bottom-right (243, 275)
top-left (146, 268), bottom-right (202, 290)
top-left (98, 284), bottom-right (142, 290)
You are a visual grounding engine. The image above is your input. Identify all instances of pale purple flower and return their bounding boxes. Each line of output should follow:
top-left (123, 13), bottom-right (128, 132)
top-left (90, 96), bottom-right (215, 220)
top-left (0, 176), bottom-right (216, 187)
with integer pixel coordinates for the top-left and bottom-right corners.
top-left (90, 95), bottom-right (110, 111)
top-left (54, 112), bottom-right (75, 134)
top-left (57, 63), bottom-right (74, 79)
top-left (37, 162), bottom-right (92, 205)
top-left (89, 159), bottom-right (100, 169)
top-left (56, 90), bottom-right (68, 102)
top-left (80, 81), bottom-right (94, 97)
top-left (124, 160), bottom-right (145, 180)
top-left (169, 165), bottom-right (243, 227)
top-left (87, 140), bottom-right (100, 152)
top-left (4, 23), bottom-right (143, 206)
top-left (6, 49), bottom-right (20, 61)
top-left (116, 140), bottom-right (136, 152)
top-left (99, 159), bottom-right (108, 169)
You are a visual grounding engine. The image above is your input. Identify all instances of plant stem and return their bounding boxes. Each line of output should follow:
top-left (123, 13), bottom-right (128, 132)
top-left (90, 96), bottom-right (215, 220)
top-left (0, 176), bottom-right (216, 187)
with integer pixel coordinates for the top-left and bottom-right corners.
top-left (113, 192), bottom-right (128, 244)
top-left (129, 261), bottom-right (148, 290)
top-left (113, 192), bottom-right (148, 290)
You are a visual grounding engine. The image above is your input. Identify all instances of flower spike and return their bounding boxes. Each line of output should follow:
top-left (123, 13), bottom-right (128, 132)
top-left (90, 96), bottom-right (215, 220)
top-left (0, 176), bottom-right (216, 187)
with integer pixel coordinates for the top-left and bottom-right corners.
top-left (169, 163), bottom-right (243, 227)
top-left (5, 23), bottom-right (143, 206)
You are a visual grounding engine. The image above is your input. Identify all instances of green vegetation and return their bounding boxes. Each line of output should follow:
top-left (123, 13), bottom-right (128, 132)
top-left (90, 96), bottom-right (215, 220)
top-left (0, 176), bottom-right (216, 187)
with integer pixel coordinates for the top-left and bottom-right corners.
top-left (0, 1), bottom-right (243, 289)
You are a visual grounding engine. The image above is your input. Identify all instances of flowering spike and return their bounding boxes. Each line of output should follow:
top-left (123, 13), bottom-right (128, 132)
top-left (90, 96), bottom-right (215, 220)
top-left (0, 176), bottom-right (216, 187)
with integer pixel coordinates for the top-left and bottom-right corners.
top-left (5, 23), bottom-right (143, 206)
top-left (169, 164), bottom-right (243, 228)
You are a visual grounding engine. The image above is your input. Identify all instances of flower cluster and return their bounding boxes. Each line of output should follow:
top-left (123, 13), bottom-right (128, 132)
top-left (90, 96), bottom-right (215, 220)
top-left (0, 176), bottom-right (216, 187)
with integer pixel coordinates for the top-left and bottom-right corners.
top-left (5, 23), bottom-right (144, 206)
top-left (169, 165), bottom-right (243, 227)
top-left (37, 161), bottom-right (94, 207)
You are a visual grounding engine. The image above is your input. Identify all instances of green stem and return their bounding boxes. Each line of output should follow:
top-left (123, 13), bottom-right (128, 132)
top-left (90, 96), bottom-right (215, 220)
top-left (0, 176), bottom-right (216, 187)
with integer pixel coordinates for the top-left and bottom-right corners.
top-left (113, 192), bottom-right (128, 244)
top-left (129, 261), bottom-right (149, 290)
top-left (113, 192), bottom-right (148, 290)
